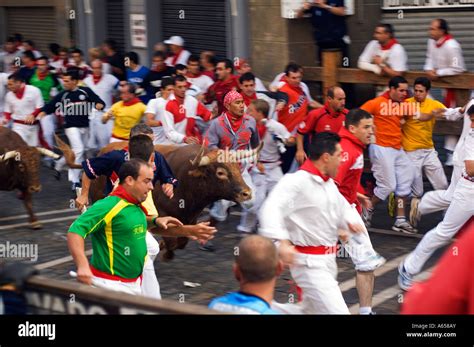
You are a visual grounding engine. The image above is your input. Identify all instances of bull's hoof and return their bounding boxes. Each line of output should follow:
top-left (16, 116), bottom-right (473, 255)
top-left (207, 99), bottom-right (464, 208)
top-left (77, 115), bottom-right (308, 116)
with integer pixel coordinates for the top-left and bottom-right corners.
top-left (30, 221), bottom-right (43, 230)
top-left (160, 249), bottom-right (175, 262)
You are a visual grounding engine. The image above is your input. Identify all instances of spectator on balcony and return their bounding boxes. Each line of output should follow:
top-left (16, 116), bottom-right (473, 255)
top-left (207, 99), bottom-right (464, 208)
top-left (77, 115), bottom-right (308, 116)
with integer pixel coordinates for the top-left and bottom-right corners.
top-left (424, 18), bottom-right (466, 166)
top-left (358, 23), bottom-right (407, 77)
top-left (297, 0), bottom-right (349, 65)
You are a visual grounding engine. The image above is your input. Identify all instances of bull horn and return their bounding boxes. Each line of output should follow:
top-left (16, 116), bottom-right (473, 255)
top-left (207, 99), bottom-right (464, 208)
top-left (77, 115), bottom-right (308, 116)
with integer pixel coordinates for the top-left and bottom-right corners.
top-left (36, 147), bottom-right (61, 160)
top-left (54, 134), bottom-right (82, 169)
top-left (0, 150), bottom-right (20, 162)
top-left (190, 143), bottom-right (206, 167)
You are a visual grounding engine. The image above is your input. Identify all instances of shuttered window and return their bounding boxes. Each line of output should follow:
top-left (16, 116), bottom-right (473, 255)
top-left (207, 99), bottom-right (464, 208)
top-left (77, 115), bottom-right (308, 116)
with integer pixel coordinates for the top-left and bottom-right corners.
top-left (106, 0), bottom-right (126, 53)
top-left (5, 7), bottom-right (56, 54)
top-left (162, 0), bottom-right (228, 58)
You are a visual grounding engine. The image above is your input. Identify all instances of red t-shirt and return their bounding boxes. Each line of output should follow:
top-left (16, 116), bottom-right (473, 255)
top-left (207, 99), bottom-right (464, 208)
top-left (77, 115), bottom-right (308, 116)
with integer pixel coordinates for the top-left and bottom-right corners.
top-left (298, 103), bottom-right (348, 136)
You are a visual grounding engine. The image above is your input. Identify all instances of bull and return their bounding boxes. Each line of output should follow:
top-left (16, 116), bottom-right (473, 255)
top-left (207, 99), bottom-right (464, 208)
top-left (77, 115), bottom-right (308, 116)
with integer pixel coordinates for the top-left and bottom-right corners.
top-left (0, 127), bottom-right (62, 229)
top-left (55, 136), bottom-right (261, 260)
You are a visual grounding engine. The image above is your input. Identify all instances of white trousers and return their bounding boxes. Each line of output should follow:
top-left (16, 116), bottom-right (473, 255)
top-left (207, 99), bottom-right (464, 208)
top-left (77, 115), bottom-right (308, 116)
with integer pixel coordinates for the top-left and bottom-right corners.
top-left (39, 114), bottom-right (56, 149)
top-left (141, 231), bottom-right (161, 300)
top-left (238, 165), bottom-right (283, 233)
top-left (92, 276), bottom-right (142, 295)
top-left (418, 165), bottom-right (462, 216)
top-left (12, 123), bottom-right (39, 147)
top-left (369, 144), bottom-right (414, 200)
top-left (343, 205), bottom-right (379, 272)
top-left (63, 127), bottom-right (89, 184)
top-left (406, 149), bottom-right (448, 198)
top-left (404, 177), bottom-right (474, 276)
top-left (210, 169), bottom-right (256, 222)
top-left (88, 112), bottom-right (113, 150)
top-left (272, 253), bottom-right (349, 314)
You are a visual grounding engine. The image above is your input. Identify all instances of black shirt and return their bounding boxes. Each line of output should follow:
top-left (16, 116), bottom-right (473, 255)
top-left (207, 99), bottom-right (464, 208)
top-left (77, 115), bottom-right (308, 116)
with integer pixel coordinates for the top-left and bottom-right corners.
top-left (106, 52), bottom-right (126, 81)
top-left (41, 87), bottom-right (105, 128)
top-left (142, 67), bottom-right (174, 100)
top-left (305, 0), bottom-right (347, 45)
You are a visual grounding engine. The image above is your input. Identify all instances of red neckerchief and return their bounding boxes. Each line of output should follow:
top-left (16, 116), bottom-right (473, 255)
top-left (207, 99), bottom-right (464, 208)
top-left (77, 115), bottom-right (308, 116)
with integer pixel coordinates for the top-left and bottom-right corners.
top-left (36, 70), bottom-right (48, 80)
top-left (171, 48), bottom-right (184, 66)
top-left (381, 38), bottom-right (398, 50)
top-left (15, 86), bottom-right (26, 99)
top-left (436, 34), bottom-right (453, 48)
top-left (92, 75), bottom-right (102, 84)
top-left (110, 185), bottom-right (148, 214)
top-left (242, 92), bottom-right (257, 106)
top-left (257, 122), bottom-right (267, 139)
top-left (122, 97), bottom-right (141, 107)
top-left (186, 71), bottom-right (202, 78)
top-left (299, 159), bottom-right (330, 182)
top-left (51, 56), bottom-right (60, 62)
top-left (225, 111), bottom-right (244, 132)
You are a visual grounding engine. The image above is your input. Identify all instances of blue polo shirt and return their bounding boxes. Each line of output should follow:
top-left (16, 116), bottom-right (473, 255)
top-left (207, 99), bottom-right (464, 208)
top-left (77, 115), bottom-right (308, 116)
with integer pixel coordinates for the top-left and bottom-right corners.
top-left (209, 292), bottom-right (278, 315)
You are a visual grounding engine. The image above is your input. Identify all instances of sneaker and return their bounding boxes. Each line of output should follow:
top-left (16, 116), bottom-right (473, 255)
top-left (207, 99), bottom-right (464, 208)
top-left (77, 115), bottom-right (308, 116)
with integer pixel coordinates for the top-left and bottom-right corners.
top-left (199, 240), bottom-right (215, 252)
top-left (362, 206), bottom-right (374, 228)
top-left (398, 262), bottom-right (414, 291)
top-left (387, 192), bottom-right (396, 218)
top-left (409, 197), bottom-right (421, 227)
top-left (392, 220), bottom-right (418, 234)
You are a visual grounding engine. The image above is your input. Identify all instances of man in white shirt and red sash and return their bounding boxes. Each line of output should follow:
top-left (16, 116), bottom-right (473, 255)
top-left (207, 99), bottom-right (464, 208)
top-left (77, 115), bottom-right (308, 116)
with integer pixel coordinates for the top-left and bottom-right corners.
top-left (424, 18), bottom-right (466, 166)
top-left (259, 132), bottom-right (364, 314)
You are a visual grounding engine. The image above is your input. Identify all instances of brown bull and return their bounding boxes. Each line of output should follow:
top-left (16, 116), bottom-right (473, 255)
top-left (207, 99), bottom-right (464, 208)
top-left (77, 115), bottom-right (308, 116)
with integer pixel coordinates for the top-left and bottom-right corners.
top-left (0, 127), bottom-right (61, 229)
top-left (57, 138), bottom-right (259, 260)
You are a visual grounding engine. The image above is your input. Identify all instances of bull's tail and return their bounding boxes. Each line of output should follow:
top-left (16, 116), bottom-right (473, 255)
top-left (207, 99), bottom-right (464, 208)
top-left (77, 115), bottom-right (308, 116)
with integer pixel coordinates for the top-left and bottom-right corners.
top-left (54, 134), bottom-right (82, 169)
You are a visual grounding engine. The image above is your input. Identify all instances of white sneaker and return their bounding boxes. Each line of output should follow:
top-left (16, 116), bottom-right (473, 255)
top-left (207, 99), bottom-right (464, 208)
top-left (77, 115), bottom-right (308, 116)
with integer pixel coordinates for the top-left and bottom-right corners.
top-left (392, 220), bottom-right (418, 234)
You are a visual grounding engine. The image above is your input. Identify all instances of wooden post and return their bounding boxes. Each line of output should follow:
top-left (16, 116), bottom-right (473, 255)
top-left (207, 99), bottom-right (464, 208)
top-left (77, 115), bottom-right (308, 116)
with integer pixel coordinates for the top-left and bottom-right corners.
top-left (454, 89), bottom-right (470, 108)
top-left (321, 49), bottom-right (342, 102)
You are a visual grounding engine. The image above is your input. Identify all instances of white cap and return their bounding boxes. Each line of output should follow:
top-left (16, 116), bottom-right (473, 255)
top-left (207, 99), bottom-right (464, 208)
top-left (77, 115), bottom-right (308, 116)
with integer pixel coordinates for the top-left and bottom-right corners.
top-left (164, 36), bottom-right (185, 47)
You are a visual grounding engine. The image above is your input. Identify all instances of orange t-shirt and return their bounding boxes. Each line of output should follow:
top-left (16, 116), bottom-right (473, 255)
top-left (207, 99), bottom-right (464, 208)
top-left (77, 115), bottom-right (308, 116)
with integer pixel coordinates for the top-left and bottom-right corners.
top-left (278, 82), bottom-right (308, 133)
top-left (361, 93), bottom-right (412, 149)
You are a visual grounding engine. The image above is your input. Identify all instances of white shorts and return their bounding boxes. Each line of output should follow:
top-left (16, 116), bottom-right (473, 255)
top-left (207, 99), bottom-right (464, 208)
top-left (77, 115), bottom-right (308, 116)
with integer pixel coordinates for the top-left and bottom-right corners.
top-left (141, 231), bottom-right (161, 300)
top-left (12, 123), bottom-right (39, 147)
top-left (369, 144), bottom-right (414, 200)
top-left (92, 276), bottom-right (142, 295)
top-left (343, 205), bottom-right (379, 271)
top-left (272, 253), bottom-right (349, 314)
top-left (405, 148), bottom-right (448, 197)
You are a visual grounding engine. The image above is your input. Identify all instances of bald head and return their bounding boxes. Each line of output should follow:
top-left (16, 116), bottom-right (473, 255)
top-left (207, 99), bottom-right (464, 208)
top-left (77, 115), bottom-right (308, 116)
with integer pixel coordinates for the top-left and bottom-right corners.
top-left (327, 86), bottom-right (346, 112)
top-left (235, 235), bottom-right (279, 283)
top-left (91, 59), bottom-right (103, 77)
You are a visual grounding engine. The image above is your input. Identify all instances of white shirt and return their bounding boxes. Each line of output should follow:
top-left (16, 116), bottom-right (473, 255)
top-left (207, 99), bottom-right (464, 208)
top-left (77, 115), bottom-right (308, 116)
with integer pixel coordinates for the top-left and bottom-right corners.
top-left (165, 49), bottom-right (191, 67)
top-left (270, 72), bottom-right (315, 103)
top-left (258, 119), bottom-right (291, 164)
top-left (83, 74), bottom-right (119, 111)
top-left (462, 129), bottom-right (474, 177)
top-left (445, 100), bottom-right (474, 167)
top-left (186, 74), bottom-right (214, 94)
top-left (255, 77), bottom-right (267, 92)
top-left (4, 85), bottom-right (44, 121)
top-left (145, 96), bottom-right (172, 145)
top-left (0, 72), bottom-right (9, 114)
top-left (162, 95), bottom-right (202, 144)
top-left (358, 40), bottom-right (408, 74)
top-left (259, 169), bottom-right (358, 247)
top-left (424, 38), bottom-right (466, 76)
